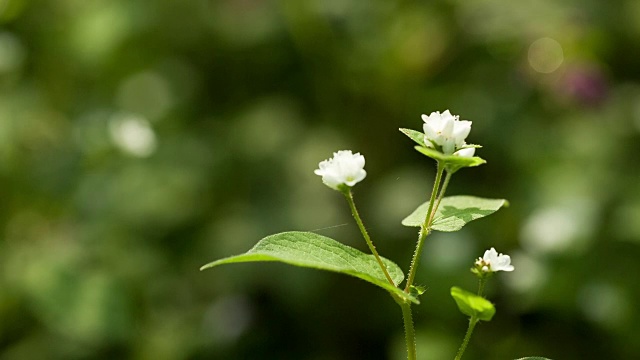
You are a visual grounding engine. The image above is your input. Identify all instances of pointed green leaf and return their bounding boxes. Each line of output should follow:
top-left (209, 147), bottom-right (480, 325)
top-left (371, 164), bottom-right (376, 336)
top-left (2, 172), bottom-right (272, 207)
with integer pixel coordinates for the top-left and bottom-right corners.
top-left (414, 146), bottom-right (486, 172)
top-left (410, 284), bottom-right (427, 297)
top-left (451, 286), bottom-right (495, 321)
top-left (402, 196), bottom-right (508, 232)
top-left (201, 231), bottom-right (418, 304)
top-left (399, 128), bottom-right (427, 147)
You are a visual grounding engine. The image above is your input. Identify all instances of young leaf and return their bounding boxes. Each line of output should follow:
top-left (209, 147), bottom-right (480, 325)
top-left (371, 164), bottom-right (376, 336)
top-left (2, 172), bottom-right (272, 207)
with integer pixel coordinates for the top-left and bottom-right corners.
top-left (201, 231), bottom-right (418, 304)
top-left (399, 128), bottom-right (427, 147)
top-left (414, 146), bottom-right (486, 173)
top-left (402, 196), bottom-right (508, 232)
top-left (450, 286), bottom-right (495, 321)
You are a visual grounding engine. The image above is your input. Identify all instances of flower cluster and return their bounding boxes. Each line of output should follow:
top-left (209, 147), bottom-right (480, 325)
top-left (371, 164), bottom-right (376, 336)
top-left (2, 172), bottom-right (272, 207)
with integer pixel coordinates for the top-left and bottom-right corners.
top-left (314, 150), bottom-right (367, 190)
top-left (473, 247), bottom-right (514, 276)
top-left (307, 111), bottom-right (513, 360)
top-left (422, 110), bottom-right (475, 157)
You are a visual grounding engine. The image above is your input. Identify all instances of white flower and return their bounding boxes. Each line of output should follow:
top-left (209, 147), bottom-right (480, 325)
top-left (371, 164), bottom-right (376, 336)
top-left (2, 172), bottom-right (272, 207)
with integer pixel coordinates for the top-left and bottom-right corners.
top-left (422, 110), bottom-right (472, 155)
top-left (314, 150), bottom-right (367, 190)
top-left (475, 247), bottom-right (514, 273)
top-left (454, 147), bottom-right (475, 157)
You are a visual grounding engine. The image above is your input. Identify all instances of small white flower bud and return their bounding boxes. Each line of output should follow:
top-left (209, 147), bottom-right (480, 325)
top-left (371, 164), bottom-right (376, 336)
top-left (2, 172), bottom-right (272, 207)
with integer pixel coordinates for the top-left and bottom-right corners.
top-left (314, 150), bottom-right (367, 190)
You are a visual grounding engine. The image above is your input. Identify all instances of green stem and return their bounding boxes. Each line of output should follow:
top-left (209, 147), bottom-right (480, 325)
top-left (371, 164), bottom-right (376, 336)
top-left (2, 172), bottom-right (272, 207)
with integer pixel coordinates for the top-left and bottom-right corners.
top-left (477, 278), bottom-right (487, 297)
top-left (404, 163), bottom-right (445, 292)
top-left (429, 171), bottom-right (453, 226)
top-left (454, 317), bottom-right (478, 360)
top-left (400, 302), bottom-right (417, 360)
top-left (343, 189), bottom-right (395, 286)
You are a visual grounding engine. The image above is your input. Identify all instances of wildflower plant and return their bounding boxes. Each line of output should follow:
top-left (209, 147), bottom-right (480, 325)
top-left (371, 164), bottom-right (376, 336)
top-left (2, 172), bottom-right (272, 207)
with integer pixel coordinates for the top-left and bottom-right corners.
top-left (201, 111), bottom-right (549, 360)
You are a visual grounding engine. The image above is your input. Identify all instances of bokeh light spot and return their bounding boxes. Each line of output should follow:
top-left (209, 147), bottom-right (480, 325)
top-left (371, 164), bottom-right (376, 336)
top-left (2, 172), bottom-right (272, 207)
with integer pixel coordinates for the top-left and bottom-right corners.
top-left (108, 113), bottom-right (157, 157)
top-left (520, 202), bottom-right (596, 255)
top-left (203, 295), bottom-right (252, 344)
top-left (578, 282), bottom-right (630, 329)
top-left (528, 37), bottom-right (564, 74)
top-left (504, 251), bottom-right (548, 295)
top-left (0, 32), bottom-right (25, 74)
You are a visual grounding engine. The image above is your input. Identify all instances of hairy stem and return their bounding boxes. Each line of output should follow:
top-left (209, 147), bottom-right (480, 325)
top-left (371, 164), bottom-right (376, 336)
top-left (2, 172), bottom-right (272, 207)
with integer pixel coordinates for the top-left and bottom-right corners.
top-left (400, 302), bottom-right (417, 360)
top-left (477, 278), bottom-right (487, 297)
top-left (404, 163), bottom-right (445, 292)
top-left (343, 189), bottom-right (395, 286)
top-left (454, 317), bottom-right (478, 360)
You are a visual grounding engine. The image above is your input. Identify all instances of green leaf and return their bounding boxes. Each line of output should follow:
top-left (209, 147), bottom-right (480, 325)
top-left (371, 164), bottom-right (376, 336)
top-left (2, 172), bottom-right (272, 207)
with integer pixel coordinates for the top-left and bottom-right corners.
top-left (410, 284), bottom-right (427, 297)
top-left (450, 286), bottom-right (495, 321)
top-left (201, 231), bottom-right (418, 304)
top-left (399, 129), bottom-right (485, 172)
top-left (414, 146), bottom-right (485, 173)
top-left (399, 128), bottom-right (427, 147)
top-left (402, 196), bottom-right (508, 232)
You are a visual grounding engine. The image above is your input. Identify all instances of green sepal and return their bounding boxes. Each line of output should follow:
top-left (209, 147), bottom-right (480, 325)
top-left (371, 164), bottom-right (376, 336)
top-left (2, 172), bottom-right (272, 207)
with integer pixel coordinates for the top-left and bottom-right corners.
top-left (450, 286), bottom-right (495, 321)
top-left (399, 128), bottom-right (486, 172)
top-left (201, 231), bottom-right (419, 304)
top-left (402, 196), bottom-right (509, 231)
top-left (414, 146), bottom-right (486, 173)
top-left (409, 284), bottom-right (427, 297)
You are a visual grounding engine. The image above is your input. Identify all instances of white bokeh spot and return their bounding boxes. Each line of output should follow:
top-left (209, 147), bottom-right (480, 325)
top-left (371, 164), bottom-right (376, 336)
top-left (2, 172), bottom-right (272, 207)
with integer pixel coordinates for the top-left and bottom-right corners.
top-left (109, 113), bottom-right (157, 157)
top-left (528, 37), bottom-right (564, 74)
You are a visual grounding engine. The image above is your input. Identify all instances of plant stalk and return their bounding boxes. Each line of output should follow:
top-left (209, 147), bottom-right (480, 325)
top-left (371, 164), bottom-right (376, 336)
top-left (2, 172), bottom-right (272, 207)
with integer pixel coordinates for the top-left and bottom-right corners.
top-left (477, 278), bottom-right (487, 297)
top-left (430, 171), bottom-right (453, 223)
top-left (343, 189), bottom-right (396, 286)
top-left (454, 317), bottom-right (478, 360)
top-left (404, 163), bottom-right (445, 292)
top-left (400, 302), bottom-right (417, 360)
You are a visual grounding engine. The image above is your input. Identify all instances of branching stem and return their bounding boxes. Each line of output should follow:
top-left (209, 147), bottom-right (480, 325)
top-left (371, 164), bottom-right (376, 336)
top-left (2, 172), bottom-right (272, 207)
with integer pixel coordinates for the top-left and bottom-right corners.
top-left (430, 171), bottom-right (453, 223)
top-left (404, 163), bottom-right (446, 292)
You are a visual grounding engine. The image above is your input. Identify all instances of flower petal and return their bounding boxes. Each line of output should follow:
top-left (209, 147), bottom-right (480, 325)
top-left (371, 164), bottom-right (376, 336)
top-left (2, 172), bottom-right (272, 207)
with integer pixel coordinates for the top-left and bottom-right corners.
top-left (421, 110), bottom-right (476, 156)
top-left (452, 120), bottom-right (472, 147)
top-left (454, 147), bottom-right (475, 157)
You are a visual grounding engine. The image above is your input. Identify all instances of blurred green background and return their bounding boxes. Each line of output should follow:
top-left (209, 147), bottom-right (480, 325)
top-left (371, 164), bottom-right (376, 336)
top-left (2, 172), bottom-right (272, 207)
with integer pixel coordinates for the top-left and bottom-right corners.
top-left (2, 0), bottom-right (640, 359)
